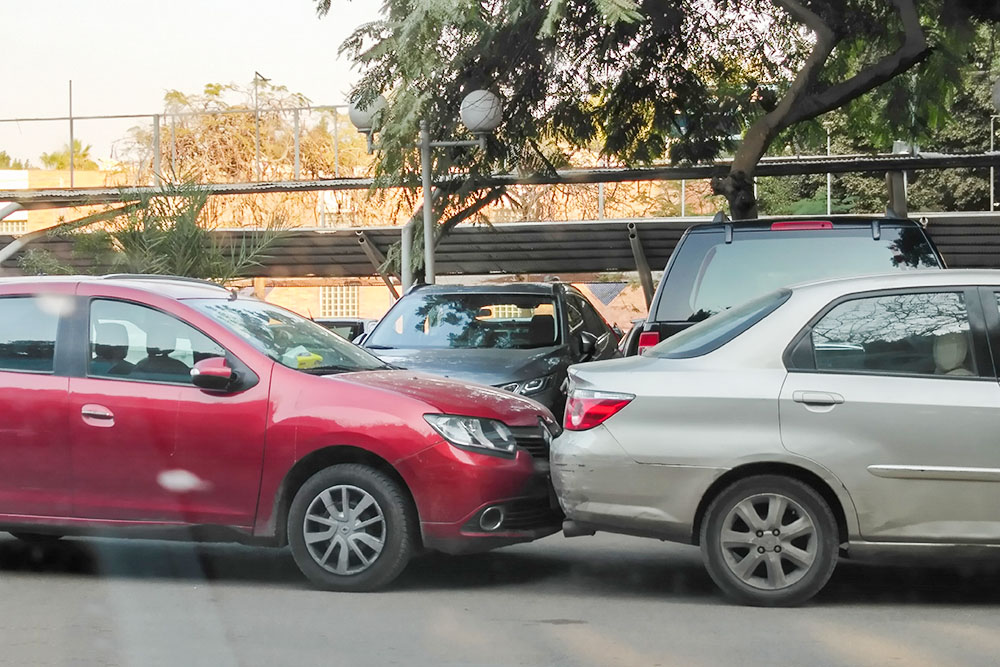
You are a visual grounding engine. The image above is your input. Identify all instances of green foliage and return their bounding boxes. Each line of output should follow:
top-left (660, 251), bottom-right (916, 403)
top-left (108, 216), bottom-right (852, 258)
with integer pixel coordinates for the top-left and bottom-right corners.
top-left (765, 25), bottom-right (1000, 214)
top-left (19, 183), bottom-right (286, 283)
top-left (39, 139), bottom-right (98, 170)
top-left (0, 151), bottom-right (27, 169)
top-left (322, 0), bottom-right (1000, 220)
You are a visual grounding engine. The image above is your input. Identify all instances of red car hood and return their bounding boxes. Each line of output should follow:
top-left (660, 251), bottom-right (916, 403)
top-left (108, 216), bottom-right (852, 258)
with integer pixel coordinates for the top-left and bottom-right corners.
top-left (333, 370), bottom-right (554, 428)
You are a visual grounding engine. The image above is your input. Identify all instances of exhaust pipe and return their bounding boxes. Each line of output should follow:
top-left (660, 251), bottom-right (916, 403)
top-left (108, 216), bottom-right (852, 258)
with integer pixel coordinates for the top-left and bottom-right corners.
top-left (479, 506), bottom-right (505, 531)
top-left (562, 520), bottom-right (596, 538)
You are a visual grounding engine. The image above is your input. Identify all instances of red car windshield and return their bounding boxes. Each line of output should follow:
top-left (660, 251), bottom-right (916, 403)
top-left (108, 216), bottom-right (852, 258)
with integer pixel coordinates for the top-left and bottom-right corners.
top-left (192, 299), bottom-right (389, 373)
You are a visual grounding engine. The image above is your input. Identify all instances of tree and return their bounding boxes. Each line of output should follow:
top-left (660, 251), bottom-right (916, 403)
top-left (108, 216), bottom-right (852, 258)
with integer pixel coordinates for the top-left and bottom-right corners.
top-left (0, 151), bottom-right (27, 169)
top-left (18, 183), bottom-right (286, 283)
top-left (39, 139), bottom-right (98, 170)
top-left (320, 0), bottom-right (1000, 222)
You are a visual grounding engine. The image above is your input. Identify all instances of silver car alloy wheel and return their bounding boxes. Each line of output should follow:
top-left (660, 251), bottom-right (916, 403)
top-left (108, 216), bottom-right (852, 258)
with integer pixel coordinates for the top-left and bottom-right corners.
top-left (303, 484), bottom-right (386, 576)
top-left (719, 492), bottom-right (817, 590)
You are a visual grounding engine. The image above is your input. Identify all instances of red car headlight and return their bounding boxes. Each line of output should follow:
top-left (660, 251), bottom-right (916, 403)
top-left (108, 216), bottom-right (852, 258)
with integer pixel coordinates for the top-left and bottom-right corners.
top-left (564, 389), bottom-right (634, 431)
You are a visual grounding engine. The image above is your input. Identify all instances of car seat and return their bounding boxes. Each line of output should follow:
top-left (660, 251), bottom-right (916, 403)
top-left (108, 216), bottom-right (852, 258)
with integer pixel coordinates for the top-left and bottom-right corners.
top-left (90, 322), bottom-right (135, 376)
top-left (528, 314), bottom-right (556, 347)
top-left (134, 328), bottom-right (190, 378)
top-left (933, 332), bottom-right (975, 376)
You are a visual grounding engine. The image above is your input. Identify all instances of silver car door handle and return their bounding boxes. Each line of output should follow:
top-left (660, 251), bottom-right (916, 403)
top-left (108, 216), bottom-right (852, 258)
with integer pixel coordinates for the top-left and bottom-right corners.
top-left (81, 407), bottom-right (114, 420)
top-left (792, 391), bottom-right (844, 406)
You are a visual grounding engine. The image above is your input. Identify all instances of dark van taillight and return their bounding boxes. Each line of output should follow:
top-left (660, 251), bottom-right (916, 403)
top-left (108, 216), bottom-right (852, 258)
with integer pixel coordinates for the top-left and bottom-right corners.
top-left (637, 331), bottom-right (660, 355)
top-left (770, 220), bottom-right (833, 231)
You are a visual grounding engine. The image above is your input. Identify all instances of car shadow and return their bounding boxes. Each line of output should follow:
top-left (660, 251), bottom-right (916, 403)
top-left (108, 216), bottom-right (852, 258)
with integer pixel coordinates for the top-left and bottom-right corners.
top-left (0, 536), bottom-right (304, 586)
top-left (4, 534), bottom-right (1000, 605)
top-left (816, 559), bottom-right (1000, 606)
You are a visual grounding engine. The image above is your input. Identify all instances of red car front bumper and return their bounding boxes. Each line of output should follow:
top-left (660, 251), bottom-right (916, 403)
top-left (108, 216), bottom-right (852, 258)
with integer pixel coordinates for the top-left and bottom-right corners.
top-left (397, 439), bottom-right (563, 554)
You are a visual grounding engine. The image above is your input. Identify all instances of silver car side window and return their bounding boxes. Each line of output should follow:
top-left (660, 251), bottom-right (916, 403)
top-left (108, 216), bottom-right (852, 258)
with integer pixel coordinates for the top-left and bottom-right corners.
top-left (811, 292), bottom-right (975, 377)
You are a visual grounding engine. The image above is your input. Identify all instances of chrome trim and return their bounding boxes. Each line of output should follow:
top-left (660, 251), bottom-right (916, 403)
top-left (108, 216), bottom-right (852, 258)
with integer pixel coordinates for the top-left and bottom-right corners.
top-left (867, 464), bottom-right (1000, 482)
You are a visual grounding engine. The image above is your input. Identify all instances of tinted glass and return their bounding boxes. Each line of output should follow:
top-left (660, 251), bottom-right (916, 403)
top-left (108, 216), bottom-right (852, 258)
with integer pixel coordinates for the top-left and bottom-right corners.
top-left (193, 299), bottom-right (387, 372)
top-left (90, 300), bottom-right (226, 384)
top-left (574, 295), bottom-right (609, 336)
top-left (655, 225), bottom-right (939, 323)
top-left (810, 292), bottom-right (974, 376)
top-left (0, 296), bottom-right (63, 373)
top-left (366, 293), bottom-right (559, 350)
top-left (647, 289), bottom-right (791, 359)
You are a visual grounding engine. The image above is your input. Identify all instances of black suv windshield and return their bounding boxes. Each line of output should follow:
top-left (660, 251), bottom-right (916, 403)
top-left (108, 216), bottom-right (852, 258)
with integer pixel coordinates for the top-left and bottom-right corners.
top-left (192, 299), bottom-right (389, 373)
top-left (366, 292), bottom-right (560, 350)
top-left (655, 224), bottom-right (939, 323)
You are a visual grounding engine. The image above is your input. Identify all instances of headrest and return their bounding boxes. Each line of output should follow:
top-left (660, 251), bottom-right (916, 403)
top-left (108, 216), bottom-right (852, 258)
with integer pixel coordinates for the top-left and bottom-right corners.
top-left (934, 332), bottom-right (969, 373)
top-left (528, 314), bottom-right (556, 345)
top-left (95, 322), bottom-right (129, 348)
top-left (146, 328), bottom-right (177, 356)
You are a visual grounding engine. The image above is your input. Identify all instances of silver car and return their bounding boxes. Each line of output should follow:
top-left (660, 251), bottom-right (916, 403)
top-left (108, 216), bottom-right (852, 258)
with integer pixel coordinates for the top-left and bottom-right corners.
top-left (552, 270), bottom-right (1000, 606)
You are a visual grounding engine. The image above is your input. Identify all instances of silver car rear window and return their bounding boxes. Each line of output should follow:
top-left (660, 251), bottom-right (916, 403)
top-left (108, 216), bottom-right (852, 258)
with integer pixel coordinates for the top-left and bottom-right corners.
top-left (647, 289), bottom-right (791, 359)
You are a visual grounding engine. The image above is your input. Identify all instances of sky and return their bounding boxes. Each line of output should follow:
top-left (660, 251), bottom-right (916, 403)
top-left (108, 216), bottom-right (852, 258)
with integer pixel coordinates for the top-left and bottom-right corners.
top-left (0, 0), bottom-right (382, 165)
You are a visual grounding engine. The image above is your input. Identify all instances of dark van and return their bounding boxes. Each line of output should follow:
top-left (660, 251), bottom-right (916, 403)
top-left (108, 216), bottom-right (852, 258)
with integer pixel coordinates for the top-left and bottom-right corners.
top-left (632, 217), bottom-right (944, 355)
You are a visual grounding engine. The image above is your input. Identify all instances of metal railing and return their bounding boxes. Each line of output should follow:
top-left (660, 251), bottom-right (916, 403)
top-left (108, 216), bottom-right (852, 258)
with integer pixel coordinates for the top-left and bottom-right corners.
top-left (0, 102), bottom-right (358, 187)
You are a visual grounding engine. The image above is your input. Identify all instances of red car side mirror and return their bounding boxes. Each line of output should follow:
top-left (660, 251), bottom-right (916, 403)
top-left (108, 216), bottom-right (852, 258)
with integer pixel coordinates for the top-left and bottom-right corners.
top-left (190, 357), bottom-right (236, 391)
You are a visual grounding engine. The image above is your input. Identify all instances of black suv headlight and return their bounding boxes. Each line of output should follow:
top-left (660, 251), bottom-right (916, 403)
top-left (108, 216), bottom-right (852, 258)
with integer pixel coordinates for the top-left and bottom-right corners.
top-left (497, 374), bottom-right (553, 397)
top-left (424, 414), bottom-right (517, 457)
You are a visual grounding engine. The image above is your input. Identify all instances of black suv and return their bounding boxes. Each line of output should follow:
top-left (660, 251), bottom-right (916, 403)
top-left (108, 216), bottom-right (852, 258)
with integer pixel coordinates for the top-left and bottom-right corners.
top-left (629, 217), bottom-right (944, 355)
top-left (361, 282), bottom-right (620, 412)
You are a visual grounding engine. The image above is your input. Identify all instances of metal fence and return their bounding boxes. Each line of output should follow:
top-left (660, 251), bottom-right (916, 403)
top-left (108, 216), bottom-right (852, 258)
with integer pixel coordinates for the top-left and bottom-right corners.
top-left (0, 101), bottom-right (361, 187)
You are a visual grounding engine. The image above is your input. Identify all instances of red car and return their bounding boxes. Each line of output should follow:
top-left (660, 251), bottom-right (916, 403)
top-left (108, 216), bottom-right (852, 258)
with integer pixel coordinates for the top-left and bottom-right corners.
top-left (0, 275), bottom-right (561, 590)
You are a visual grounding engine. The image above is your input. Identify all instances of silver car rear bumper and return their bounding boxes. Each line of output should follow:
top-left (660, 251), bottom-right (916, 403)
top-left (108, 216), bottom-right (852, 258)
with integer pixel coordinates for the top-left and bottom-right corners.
top-left (551, 425), bottom-right (726, 544)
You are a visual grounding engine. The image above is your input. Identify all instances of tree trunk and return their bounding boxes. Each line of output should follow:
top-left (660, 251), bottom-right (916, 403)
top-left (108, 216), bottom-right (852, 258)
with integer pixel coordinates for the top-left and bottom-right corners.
top-left (712, 171), bottom-right (758, 220)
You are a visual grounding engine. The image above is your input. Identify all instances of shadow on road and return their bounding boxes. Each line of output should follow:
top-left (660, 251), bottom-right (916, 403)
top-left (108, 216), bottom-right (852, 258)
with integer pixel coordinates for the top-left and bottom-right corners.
top-left (3, 534), bottom-right (1000, 605)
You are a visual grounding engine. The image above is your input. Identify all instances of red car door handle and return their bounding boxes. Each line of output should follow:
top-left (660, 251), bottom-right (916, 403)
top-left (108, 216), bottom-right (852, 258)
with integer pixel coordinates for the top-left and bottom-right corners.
top-left (792, 391), bottom-right (844, 406)
top-left (81, 406), bottom-right (114, 420)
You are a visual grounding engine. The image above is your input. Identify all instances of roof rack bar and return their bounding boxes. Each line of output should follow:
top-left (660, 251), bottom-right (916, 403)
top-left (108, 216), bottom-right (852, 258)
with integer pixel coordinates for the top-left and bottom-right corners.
top-left (871, 219), bottom-right (881, 240)
top-left (99, 274), bottom-right (228, 290)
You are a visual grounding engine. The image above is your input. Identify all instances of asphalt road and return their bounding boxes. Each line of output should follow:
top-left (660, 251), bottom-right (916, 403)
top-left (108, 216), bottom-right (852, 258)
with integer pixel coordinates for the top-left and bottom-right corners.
top-left (3, 532), bottom-right (1000, 666)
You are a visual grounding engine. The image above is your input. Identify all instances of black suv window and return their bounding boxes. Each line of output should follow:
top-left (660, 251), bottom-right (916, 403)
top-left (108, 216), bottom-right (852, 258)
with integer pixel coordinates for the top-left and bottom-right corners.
top-left (0, 296), bottom-right (63, 373)
top-left (655, 225), bottom-right (939, 324)
top-left (572, 294), bottom-right (610, 338)
top-left (367, 292), bottom-right (560, 350)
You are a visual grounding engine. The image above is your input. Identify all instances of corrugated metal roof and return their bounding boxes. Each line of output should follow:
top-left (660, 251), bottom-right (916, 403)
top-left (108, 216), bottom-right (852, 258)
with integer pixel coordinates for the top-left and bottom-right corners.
top-left (2, 153), bottom-right (1000, 210)
top-left (2, 213), bottom-right (999, 277)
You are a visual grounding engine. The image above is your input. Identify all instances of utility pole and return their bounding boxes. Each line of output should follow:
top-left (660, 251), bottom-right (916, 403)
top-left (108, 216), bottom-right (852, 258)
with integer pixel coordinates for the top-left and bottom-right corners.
top-left (253, 71), bottom-right (269, 181)
top-left (68, 80), bottom-right (74, 187)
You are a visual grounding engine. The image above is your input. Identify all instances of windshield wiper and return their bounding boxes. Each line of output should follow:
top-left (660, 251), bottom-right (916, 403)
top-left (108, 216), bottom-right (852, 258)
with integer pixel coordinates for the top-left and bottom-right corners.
top-left (363, 344), bottom-right (395, 349)
top-left (301, 363), bottom-right (393, 375)
top-left (299, 364), bottom-right (363, 375)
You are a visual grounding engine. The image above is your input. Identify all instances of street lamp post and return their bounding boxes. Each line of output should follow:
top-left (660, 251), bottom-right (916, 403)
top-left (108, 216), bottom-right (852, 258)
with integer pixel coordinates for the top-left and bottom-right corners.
top-left (350, 90), bottom-right (502, 290)
top-left (991, 114), bottom-right (1000, 212)
top-left (991, 80), bottom-right (1000, 212)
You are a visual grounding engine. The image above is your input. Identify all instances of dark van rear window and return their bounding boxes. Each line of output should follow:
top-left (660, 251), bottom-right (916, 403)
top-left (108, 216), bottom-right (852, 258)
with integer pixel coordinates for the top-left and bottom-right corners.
top-left (654, 224), bottom-right (939, 323)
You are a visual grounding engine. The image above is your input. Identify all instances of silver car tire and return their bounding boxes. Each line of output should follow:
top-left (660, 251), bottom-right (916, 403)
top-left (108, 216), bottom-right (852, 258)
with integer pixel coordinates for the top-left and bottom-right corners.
top-left (288, 464), bottom-right (416, 592)
top-left (700, 475), bottom-right (838, 607)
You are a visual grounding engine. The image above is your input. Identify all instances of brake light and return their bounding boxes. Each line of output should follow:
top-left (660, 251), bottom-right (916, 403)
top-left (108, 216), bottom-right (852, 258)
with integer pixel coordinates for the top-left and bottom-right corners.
top-left (770, 220), bottom-right (833, 231)
top-left (637, 331), bottom-right (660, 355)
top-left (564, 390), bottom-right (635, 431)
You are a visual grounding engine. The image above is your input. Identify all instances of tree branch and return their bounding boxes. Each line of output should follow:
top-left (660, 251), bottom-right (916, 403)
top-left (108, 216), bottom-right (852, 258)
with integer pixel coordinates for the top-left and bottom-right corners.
top-left (784, 0), bottom-right (930, 126)
top-left (773, 0), bottom-right (835, 40)
top-left (729, 1), bottom-right (839, 174)
top-left (435, 186), bottom-right (507, 244)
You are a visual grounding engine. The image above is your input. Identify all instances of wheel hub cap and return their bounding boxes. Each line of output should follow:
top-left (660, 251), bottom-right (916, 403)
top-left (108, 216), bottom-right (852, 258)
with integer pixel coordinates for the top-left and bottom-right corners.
top-left (303, 484), bottom-right (386, 576)
top-left (719, 492), bottom-right (817, 591)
